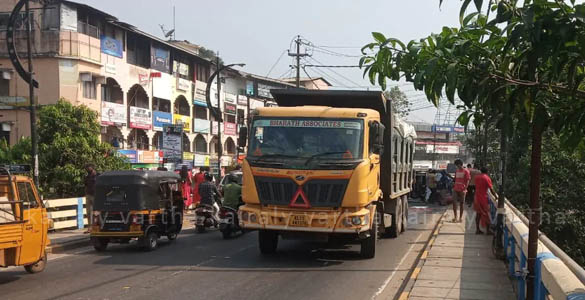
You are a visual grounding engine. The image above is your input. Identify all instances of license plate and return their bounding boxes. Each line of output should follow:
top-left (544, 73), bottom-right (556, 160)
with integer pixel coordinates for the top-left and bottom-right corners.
top-left (289, 214), bottom-right (309, 227)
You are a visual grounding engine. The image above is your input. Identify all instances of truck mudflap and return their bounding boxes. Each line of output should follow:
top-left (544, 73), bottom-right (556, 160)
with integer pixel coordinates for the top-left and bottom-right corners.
top-left (239, 205), bottom-right (375, 235)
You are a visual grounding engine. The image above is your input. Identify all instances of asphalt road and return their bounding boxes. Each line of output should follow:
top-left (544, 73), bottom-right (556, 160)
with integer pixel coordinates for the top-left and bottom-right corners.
top-left (1, 200), bottom-right (444, 300)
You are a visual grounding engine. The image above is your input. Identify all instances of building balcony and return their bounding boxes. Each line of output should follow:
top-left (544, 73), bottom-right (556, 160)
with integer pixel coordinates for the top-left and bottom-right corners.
top-left (58, 31), bottom-right (101, 63)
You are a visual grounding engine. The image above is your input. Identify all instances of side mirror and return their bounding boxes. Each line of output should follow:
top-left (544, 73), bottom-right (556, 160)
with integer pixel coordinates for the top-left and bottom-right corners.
top-left (370, 122), bottom-right (385, 155)
top-left (238, 127), bottom-right (248, 148)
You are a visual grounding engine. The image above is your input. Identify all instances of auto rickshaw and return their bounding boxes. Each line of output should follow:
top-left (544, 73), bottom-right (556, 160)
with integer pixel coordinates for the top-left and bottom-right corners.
top-left (90, 170), bottom-right (184, 251)
top-left (0, 165), bottom-right (50, 273)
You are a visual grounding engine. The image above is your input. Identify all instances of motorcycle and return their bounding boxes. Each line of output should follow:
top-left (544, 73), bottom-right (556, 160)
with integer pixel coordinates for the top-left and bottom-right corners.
top-left (194, 204), bottom-right (218, 233)
top-left (218, 206), bottom-right (243, 239)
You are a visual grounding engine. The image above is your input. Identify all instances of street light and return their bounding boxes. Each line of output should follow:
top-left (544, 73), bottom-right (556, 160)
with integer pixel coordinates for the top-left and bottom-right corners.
top-left (205, 60), bottom-right (245, 180)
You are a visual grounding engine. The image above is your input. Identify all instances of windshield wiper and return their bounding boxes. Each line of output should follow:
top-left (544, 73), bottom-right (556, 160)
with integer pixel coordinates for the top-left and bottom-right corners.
top-left (254, 154), bottom-right (300, 162)
top-left (304, 152), bottom-right (349, 166)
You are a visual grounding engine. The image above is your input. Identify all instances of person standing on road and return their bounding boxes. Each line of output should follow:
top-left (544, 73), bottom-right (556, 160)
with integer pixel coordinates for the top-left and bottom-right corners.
top-left (192, 167), bottom-right (206, 207)
top-left (466, 164), bottom-right (480, 207)
top-left (84, 164), bottom-right (98, 233)
top-left (179, 165), bottom-right (193, 209)
top-left (452, 159), bottom-right (470, 222)
top-left (474, 167), bottom-right (498, 234)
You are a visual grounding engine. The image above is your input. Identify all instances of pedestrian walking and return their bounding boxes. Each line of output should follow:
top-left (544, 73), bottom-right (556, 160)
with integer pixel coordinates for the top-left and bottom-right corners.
top-left (452, 159), bottom-right (470, 222)
top-left (179, 165), bottom-right (193, 209)
top-left (192, 167), bottom-right (206, 207)
top-left (466, 164), bottom-right (480, 207)
top-left (474, 167), bottom-right (498, 234)
top-left (84, 164), bottom-right (98, 233)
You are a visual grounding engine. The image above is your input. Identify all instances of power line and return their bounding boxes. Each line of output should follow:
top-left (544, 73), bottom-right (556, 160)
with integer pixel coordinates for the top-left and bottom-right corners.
top-left (302, 66), bottom-right (320, 90)
top-left (265, 50), bottom-right (287, 78)
top-left (303, 64), bottom-right (360, 68)
top-left (307, 56), bottom-right (364, 88)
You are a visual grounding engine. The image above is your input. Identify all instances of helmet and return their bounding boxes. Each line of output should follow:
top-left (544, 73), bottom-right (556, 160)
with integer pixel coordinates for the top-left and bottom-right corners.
top-left (204, 172), bottom-right (213, 181)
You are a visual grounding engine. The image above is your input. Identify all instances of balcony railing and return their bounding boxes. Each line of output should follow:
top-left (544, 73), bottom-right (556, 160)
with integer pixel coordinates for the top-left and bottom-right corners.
top-left (59, 31), bottom-right (101, 63)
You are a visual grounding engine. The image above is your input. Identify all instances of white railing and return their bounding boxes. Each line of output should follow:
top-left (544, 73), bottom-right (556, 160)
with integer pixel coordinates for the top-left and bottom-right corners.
top-left (45, 197), bottom-right (87, 230)
top-left (489, 196), bottom-right (585, 300)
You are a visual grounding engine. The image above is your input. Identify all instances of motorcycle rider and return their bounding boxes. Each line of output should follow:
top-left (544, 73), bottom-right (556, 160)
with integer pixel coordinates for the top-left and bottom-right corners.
top-left (222, 172), bottom-right (242, 210)
top-left (198, 172), bottom-right (222, 220)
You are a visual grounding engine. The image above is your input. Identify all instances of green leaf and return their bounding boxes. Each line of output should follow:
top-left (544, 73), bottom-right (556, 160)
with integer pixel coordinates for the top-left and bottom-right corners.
top-left (462, 12), bottom-right (479, 27)
top-left (474, 0), bottom-right (483, 12)
top-left (460, 0), bottom-right (472, 25)
top-left (372, 32), bottom-right (387, 44)
top-left (575, 4), bottom-right (585, 23)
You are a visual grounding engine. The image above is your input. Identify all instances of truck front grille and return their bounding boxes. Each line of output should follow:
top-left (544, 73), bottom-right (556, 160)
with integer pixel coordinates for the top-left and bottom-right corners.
top-left (255, 177), bottom-right (348, 208)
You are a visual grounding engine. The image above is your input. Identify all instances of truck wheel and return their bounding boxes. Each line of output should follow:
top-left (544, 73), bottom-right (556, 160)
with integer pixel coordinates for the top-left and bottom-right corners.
top-left (360, 210), bottom-right (379, 259)
top-left (91, 237), bottom-right (109, 252)
top-left (259, 230), bottom-right (278, 254)
top-left (388, 198), bottom-right (403, 238)
top-left (24, 252), bottom-right (47, 274)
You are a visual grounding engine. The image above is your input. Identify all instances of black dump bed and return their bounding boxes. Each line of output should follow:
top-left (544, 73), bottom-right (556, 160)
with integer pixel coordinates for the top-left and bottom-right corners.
top-left (270, 89), bottom-right (395, 201)
top-left (94, 170), bottom-right (180, 211)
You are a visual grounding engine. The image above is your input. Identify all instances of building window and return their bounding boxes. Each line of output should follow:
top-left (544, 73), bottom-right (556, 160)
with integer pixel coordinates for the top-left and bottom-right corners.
top-left (83, 81), bottom-right (96, 99)
top-left (0, 12), bottom-right (34, 31)
top-left (194, 106), bottom-right (207, 120)
top-left (127, 33), bottom-right (150, 68)
top-left (225, 114), bottom-right (236, 124)
top-left (194, 63), bottom-right (209, 82)
top-left (195, 135), bottom-right (207, 153)
top-left (0, 79), bottom-right (9, 96)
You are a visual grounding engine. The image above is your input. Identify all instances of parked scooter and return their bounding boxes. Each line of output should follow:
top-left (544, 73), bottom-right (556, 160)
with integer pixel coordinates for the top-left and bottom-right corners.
top-left (194, 203), bottom-right (219, 233)
top-left (218, 206), bottom-right (243, 239)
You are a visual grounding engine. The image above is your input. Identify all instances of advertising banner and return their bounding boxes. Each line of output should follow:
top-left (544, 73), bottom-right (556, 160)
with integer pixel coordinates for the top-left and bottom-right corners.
top-left (129, 107), bottom-right (152, 130)
top-left (101, 101), bottom-right (126, 126)
top-left (151, 46), bottom-right (170, 73)
top-left (254, 119), bottom-right (362, 129)
top-left (237, 95), bottom-right (248, 106)
top-left (225, 93), bottom-right (236, 103)
top-left (118, 149), bottom-right (137, 163)
top-left (194, 154), bottom-right (210, 166)
top-left (152, 111), bottom-right (172, 131)
top-left (212, 122), bottom-right (218, 135)
top-left (193, 118), bottom-right (210, 133)
top-left (224, 122), bottom-right (237, 136)
top-left (183, 152), bottom-right (194, 162)
top-left (193, 81), bottom-right (207, 105)
top-left (0, 96), bottom-right (31, 108)
top-left (177, 77), bottom-right (190, 91)
top-left (100, 36), bottom-right (123, 58)
top-left (224, 103), bottom-right (237, 115)
top-left (137, 150), bottom-right (159, 164)
top-left (152, 72), bottom-right (172, 99)
top-left (162, 124), bottom-right (183, 163)
top-left (425, 144), bottom-right (459, 154)
top-left (432, 125), bottom-right (466, 133)
top-left (173, 114), bottom-right (191, 133)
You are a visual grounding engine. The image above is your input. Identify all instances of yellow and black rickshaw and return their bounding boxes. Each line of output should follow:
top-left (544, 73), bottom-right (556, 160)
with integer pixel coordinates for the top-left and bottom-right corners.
top-left (90, 170), bottom-right (184, 251)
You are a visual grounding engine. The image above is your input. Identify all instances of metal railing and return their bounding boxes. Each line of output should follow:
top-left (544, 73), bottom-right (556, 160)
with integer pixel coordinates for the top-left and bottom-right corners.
top-left (45, 197), bottom-right (87, 230)
top-left (489, 196), bottom-right (585, 300)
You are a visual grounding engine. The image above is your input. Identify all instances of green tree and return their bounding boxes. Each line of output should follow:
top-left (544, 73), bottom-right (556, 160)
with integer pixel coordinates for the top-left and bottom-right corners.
top-left (1, 100), bottom-right (130, 198)
top-left (384, 86), bottom-right (410, 118)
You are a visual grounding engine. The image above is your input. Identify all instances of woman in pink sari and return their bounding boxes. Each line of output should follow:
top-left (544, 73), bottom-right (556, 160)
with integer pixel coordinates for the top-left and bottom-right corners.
top-left (179, 165), bottom-right (193, 209)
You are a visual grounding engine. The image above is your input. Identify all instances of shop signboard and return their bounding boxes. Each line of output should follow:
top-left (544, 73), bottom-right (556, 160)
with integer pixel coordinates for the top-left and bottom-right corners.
top-left (173, 114), bottom-right (191, 133)
top-left (183, 152), bottom-right (194, 162)
top-left (151, 45), bottom-right (170, 73)
top-left (129, 107), bottom-right (152, 130)
top-left (101, 101), bottom-right (126, 126)
top-left (237, 95), bottom-right (248, 106)
top-left (137, 150), bottom-right (161, 164)
top-left (224, 103), bottom-right (237, 115)
top-left (162, 124), bottom-right (183, 163)
top-left (425, 144), bottom-right (459, 154)
top-left (194, 154), bottom-right (210, 166)
top-left (100, 36), bottom-right (123, 58)
top-left (152, 111), bottom-right (172, 131)
top-left (193, 81), bottom-right (207, 105)
top-left (177, 77), bottom-right (190, 91)
top-left (212, 122), bottom-right (218, 135)
top-left (224, 92), bottom-right (236, 103)
top-left (193, 118), bottom-right (210, 133)
top-left (118, 149), bottom-right (137, 163)
top-left (224, 122), bottom-right (237, 136)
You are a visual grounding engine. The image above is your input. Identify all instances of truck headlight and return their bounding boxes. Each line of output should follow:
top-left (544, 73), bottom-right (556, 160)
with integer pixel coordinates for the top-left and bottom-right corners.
top-left (249, 213), bottom-right (258, 223)
top-left (351, 216), bottom-right (362, 226)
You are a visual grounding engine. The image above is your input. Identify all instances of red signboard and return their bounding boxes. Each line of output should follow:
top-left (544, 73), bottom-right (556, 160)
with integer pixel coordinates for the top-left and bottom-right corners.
top-left (224, 122), bottom-right (237, 135)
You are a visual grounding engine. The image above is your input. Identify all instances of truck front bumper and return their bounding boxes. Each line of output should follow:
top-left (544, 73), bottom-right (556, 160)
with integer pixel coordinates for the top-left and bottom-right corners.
top-left (239, 205), bottom-right (374, 234)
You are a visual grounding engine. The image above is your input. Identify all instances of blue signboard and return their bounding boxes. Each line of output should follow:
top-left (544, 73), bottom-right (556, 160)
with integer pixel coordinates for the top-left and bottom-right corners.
top-left (432, 125), bottom-right (465, 134)
top-left (100, 36), bottom-right (123, 58)
top-left (118, 149), bottom-right (137, 163)
top-left (152, 111), bottom-right (172, 131)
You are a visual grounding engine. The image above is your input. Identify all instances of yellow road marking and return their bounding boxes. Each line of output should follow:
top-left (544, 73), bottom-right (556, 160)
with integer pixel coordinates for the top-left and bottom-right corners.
top-left (410, 267), bottom-right (421, 280)
top-left (421, 250), bottom-right (428, 259)
top-left (398, 292), bottom-right (409, 300)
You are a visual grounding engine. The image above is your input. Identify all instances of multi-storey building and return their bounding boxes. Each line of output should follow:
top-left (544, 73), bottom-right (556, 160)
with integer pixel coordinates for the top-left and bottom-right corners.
top-left (0, 0), bottom-right (294, 172)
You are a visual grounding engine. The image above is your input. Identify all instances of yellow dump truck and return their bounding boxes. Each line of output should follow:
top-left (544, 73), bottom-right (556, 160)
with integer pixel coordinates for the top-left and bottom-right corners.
top-left (0, 165), bottom-right (49, 273)
top-left (238, 90), bottom-right (416, 258)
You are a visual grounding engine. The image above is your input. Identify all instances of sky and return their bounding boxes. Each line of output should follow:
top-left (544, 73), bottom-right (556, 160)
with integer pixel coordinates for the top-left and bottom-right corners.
top-left (78, 0), bottom-right (465, 124)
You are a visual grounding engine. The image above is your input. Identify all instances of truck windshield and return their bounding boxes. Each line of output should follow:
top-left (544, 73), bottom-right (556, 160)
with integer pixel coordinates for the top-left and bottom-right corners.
top-left (248, 118), bottom-right (363, 163)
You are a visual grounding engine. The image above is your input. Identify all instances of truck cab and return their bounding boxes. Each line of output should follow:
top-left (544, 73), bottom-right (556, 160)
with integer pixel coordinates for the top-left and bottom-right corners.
top-left (238, 90), bottom-right (416, 258)
top-left (0, 165), bottom-right (49, 273)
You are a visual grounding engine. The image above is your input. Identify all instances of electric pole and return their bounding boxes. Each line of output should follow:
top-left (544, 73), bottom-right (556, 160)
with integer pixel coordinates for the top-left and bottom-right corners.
top-left (288, 35), bottom-right (310, 88)
top-left (25, 0), bottom-right (38, 187)
top-left (216, 55), bottom-right (222, 181)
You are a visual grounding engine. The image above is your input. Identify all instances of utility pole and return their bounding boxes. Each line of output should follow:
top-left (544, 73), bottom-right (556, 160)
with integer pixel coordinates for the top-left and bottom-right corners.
top-left (25, 0), bottom-right (38, 187)
top-left (288, 35), bottom-right (310, 88)
top-left (216, 55), bottom-right (222, 181)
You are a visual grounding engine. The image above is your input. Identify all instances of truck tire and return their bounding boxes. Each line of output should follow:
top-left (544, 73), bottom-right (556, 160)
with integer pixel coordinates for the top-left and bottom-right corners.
top-left (360, 210), bottom-right (379, 259)
top-left (259, 230), bottom-right (278, 254)
top-left (91, 237), bottom-right (109, 252)
top-left (388, 198), bottom-right (403, 238)
top-left (24, 252), bottom-right (47, 274)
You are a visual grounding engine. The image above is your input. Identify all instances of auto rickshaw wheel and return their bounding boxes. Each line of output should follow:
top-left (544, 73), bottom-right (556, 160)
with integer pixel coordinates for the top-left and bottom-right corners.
top-left (91, 237), bottom-right (109, 252)
top-left (24, 252), bottom-right (47, 274)
top-left (167, 232), bottom-right (178, 241)
top-left (142, 231), bottom-right (158, 251)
